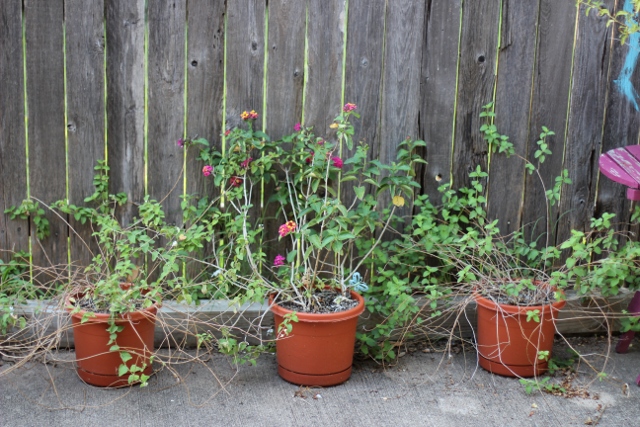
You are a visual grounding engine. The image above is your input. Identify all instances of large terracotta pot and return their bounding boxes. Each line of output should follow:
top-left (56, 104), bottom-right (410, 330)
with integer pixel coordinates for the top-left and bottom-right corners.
top-left (66, 292), bottom-right (158, 387)
top-left (475, 289), bottom-right (566, 378)
top-left (270, 290), bottom-right (365, 387)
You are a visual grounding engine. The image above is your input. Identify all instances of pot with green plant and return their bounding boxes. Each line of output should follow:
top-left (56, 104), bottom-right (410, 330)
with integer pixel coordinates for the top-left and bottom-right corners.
top-left (190, 104), bottom-right (425, 386)
top-left (64, 281), bottom-right (160, 388)
top-left (456, 104), bottom-right (572, 377)
top-left (406, 188), bottom-right (569, 377)
top-left (8, 161), bottom-right (190, 387)
top-left (468, 206), bottom-right (640, 378)
top-left (473, 279), bottom-right (566, 377)
top-left (391, 103), bottom-right (573, 377)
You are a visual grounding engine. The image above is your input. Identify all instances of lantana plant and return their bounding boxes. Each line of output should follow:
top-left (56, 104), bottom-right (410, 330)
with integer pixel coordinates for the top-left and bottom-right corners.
top-left (185, 104), bottom-right (425, 313)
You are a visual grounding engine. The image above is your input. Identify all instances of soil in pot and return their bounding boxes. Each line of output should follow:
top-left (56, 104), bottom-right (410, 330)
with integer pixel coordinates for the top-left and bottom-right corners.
top-left (66, 294), bottom-right (158, 387)
top-left (475, 292), bottom-right (566, 378)
top-left (270, 289), bottom-right (364, 387)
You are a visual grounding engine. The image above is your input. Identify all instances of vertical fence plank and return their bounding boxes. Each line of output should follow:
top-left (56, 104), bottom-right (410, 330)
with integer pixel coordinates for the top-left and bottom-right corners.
top-left (487, 0), bottom-right (540, 235)
top-left (224, 0), bottom-right (266, 273)
top-left (147, 0), bottom-right (186, 227)
top-left (379, 0), bottom-right (425, 217)
top-left (24, 0), bottom-right (67, 276)
top-left (0, 1), bottom-right (28, 254)
top-left (185, 0), bottom-right (225, 278)
top-left (596, 2), bottom-right (640, 228)
top-left (304, 0), bottom-right (345, 133)
top-left (557, 2), bottom-right (613, 240)
top-left (65, 0), bottom-right (105, 266)
top-left (450, 0), bottom-right (501, 191)
top-left (186, 0), bottom-right (225, 199)
top-left (225, 0), bottom-right (265, 129)
top-left (262, 0), bottom-right (306, 264)
top-left (105, 0), bottom-right (146, 225)
top-left (419, 0), bottom-right (461, 203)
top-left (343, 0), bottom-right (385, 226)
top-left (344, 0), bottom-right (385, 155)
top-left (266, 0), bottom-right (305, 140)
top-left (522, 0), bottom-right (577, 246)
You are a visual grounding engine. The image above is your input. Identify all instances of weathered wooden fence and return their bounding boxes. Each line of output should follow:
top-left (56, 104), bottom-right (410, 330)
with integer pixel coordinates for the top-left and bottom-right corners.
top-left (1, 0), bottom-right (639, 270)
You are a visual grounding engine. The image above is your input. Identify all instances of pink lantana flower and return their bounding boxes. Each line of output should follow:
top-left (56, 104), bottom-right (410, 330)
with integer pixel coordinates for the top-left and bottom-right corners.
top-left (294, 122), bottom-right (302, 132)
top-left (202, 165), bottom-right (213, 176)
top-left (241, 157), bottom-right (253, 169)
top-left (343, 103), bottom-right (357, 112)
top-left (274, 254), bottom-right (286, 267)
top-left (177, 138), bottom-right (184, 148)
top-left (331, 156), bottom-right (343, 169)
top-left (305, 151), bottom-right (315, 165)
top-left (278, 220), bottom-right (297, 238)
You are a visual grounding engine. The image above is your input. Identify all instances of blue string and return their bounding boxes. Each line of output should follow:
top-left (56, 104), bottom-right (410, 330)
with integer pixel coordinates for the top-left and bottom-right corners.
top-left (348, 272), bottom-right (369, 292)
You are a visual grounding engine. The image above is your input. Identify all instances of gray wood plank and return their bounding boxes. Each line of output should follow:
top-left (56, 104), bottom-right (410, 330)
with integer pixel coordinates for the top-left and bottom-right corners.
top-left (487, 0), bottom-right (539, 236)
top-left (522, 0), bottom-right (577, 247)
top-left (24, 0), bottom-right (67, 276)
top-left (65, 0), bottom-right (105, 267)
top-left (419, 0), bottom-right (462, 204)
top-left (595, 2), bottom-right (640, 228)
top-left (185, 0), bottom-right (225, 200)
top-left (224, 0), bottom-right (266, 270)
top-left (342, 0), bottom-right (385, 251)
top-left (184, 0), bottom-right (225, 278)
top-left (147, 0), bottom-right (187, 228)
top-left (379, 0), bottom-right (425, 220)
top-left (450, 0), bottom-right (501, 192)
top-left (105, 0), bottom-right (146, 226)
top-left (265, 0), bottom-right (305, 140)
top-left (303, 0), bottom-right (345, 134)
top-left (344, 0), bottom-right (385, 158)
top-left (0, 1), bottom-right (29, 254)
top-left (261, 0), bottom-right (306, 266)
top-left (225, 0), bottom-right (265, 130)
top-left (557, 1), bottom-right (613, 241)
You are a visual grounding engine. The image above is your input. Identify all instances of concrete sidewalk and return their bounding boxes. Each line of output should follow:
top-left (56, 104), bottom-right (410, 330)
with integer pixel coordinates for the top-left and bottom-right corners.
top-left (1, 336), bottom-right (639, 426)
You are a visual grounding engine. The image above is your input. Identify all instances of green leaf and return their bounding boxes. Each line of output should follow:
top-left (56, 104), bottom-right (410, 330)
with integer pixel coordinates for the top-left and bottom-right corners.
top-left (118, 364), bottom-right (129, 376)
top-left (139, 374), bottom-right (150, 387)
top-left (308, 234), bottom-right (321, 248)
top-left (321, 236), bottom-right (335, 248)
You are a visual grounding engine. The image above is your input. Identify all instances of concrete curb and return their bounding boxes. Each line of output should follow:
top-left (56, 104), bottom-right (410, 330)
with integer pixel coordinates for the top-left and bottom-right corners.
top-left (7, 289), bottom-right (633, 349)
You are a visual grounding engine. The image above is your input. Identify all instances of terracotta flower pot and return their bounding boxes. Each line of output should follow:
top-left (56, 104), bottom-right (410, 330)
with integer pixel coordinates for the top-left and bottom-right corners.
top-left (475, 290), bottom-right (566, 378)
top-left (65, 292), bottom-right (158, 387)
top-left (269, 290), bottom-right (365, 387)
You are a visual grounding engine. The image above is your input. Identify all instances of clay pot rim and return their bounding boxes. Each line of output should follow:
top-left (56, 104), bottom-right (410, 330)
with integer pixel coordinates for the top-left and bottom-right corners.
top-left (269, 289), bottom-right (365, 322)
top-left (474, 282), bottom-right (567, 314)
top-left (65, 286), bottom-right (161, 322)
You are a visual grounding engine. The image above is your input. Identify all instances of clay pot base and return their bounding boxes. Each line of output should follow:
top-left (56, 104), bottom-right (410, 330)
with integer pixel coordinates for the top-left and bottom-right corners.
top-left (479, 356), bottom-right (548, 378)
top-left (277, 364), bottom-right (352, 387)
top-left (76, 365), bottom-right (153, 388)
